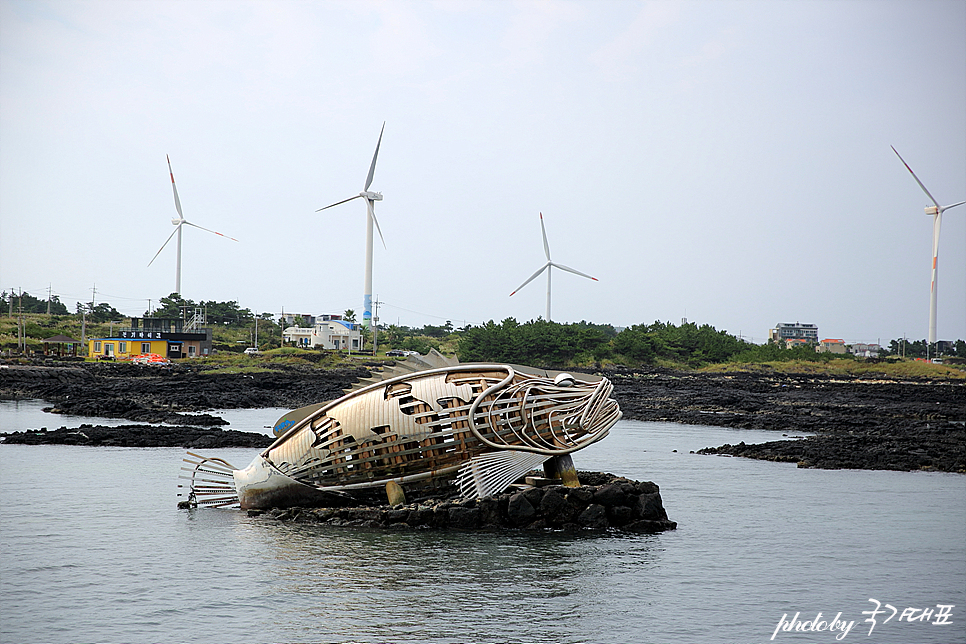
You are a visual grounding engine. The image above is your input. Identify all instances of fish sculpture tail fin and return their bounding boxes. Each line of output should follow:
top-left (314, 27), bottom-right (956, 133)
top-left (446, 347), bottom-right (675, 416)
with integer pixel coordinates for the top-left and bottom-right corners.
top-left (457, 450), bottom-right (550, 500)
top-left (178, 452), bottom-right (240, 508)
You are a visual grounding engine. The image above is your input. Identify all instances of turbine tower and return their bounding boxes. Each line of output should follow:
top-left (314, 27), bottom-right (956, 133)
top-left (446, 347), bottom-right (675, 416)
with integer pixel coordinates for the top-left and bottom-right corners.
top-left (510, 212), bottom-right (598, 321)
top-left (317, 123), bottom-right (386, 330)
top-left (148, 155), bottom-right (238, 295)
top-left (892, 146), bottom-right (965, 346)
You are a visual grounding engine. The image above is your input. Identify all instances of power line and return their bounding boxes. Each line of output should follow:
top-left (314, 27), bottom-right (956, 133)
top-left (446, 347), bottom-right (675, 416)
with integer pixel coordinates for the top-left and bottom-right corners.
top-left (380, 302), bottom-right (469, 326)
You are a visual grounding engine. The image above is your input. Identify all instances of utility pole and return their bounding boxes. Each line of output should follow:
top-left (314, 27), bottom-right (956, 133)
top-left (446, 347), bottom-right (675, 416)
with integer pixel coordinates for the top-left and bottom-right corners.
top-left (18, 288), bottom-right (24, 353)
top-left (372, 296), bottom-right (382, 354)
top-left (47, 284), bottom-right (52, 315)
top-left (81, 304), bottom-right (88, 353)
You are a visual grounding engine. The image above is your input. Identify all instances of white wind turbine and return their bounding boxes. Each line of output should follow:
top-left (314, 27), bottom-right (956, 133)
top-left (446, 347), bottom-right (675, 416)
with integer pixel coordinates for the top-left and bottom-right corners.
top-left (317, 123), bottom-right (386, 330)
top-left (148, 155), bottom-right (238, 295)
top-left (891, 146), bottom-right (966, 347)
top-left (510, 212), bottom-right (598, 321)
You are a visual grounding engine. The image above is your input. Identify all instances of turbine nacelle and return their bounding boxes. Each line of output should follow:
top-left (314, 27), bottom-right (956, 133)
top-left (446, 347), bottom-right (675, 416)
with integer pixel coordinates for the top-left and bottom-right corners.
top-left (362, 191), bottom-right (383, 202)
top-left (172, 218), bottom-right (184, 226)
top-left (925, 206), bottom-right (939, 216)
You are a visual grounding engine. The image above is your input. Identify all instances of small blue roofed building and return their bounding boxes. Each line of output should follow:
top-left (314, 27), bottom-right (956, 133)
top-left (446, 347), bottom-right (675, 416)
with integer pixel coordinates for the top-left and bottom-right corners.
top-left (283, 314), bottom-right (361, 351)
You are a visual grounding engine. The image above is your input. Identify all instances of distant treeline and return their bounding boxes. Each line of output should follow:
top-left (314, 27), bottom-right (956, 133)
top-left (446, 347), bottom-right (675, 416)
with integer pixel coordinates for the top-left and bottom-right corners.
top-left (454, 318), bottom-right (966, 367)
top-left (2, 291), bottom-right (70, 316)
top-left (5, 290), bottom-right (964, 364)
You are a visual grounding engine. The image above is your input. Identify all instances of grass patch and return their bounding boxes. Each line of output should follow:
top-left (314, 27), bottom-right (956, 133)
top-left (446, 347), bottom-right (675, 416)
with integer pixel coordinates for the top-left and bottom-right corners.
top-left (193, 346), bottom-right (360, 372)
top-left (700, 358), bottom-right (966, 379)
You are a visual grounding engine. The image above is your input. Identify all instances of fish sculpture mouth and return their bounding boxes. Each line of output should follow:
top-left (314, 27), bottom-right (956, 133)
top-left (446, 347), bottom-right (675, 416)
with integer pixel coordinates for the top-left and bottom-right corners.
top-left (186, 364), bottom-right (621, 509)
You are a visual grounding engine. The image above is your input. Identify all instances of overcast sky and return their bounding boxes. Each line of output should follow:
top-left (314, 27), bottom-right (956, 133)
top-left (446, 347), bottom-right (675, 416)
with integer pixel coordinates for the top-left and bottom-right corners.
top-left (1, 0), bottom-right (963, 344)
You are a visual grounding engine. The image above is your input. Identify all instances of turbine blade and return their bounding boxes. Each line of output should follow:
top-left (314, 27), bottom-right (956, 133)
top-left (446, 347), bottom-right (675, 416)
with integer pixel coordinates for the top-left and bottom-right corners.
top-left (939, 200), bottom-right (965, 213)
top-left (550, 262), bottom-right (598, 281)
top-left (510, 263), bottom-right (550, 296)
top-left (365, 121), bottom-right (385, 191)
top-left (316, 195), bottom-right (362, 212)
top-left (166, 155), bottom-right (184, 219)
top-left (539, 212), bottom-right (551, 260)
top-left (148, 224), bottom-right (181, 267)
top-left (891, 146), bottom-right (942, 210)
top-left (367, 199), bottom-right (387, 249)
top-left (182, 220), bottom-right (239, 242)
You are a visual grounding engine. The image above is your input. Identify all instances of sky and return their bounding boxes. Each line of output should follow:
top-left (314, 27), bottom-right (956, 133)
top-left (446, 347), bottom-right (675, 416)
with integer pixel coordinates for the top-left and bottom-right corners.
top-left (1, 0), bottom-right (964, 345)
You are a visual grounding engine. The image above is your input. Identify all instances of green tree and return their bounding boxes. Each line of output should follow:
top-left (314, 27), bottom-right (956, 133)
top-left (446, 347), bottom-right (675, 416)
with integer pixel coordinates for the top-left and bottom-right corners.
top-left (457, 318), bottom-right (613, 367)
top-left (145, 294), bottom-right (253, 327)
top-left (1, 291), bottom-right (69, 315)
top-left (76, 301), bottom-right (123, 323)
top-left (148, 293), bottom-right (192, 318)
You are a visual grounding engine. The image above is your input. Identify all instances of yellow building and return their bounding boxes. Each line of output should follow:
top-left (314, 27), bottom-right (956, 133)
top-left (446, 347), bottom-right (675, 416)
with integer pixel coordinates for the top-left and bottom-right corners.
top-left (88, 318), bottom-right (212, 360)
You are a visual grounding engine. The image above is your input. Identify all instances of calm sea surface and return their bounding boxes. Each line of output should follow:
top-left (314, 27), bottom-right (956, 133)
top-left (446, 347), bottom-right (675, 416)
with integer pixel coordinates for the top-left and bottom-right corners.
top-left (1, 401), bottom-right (963, 644)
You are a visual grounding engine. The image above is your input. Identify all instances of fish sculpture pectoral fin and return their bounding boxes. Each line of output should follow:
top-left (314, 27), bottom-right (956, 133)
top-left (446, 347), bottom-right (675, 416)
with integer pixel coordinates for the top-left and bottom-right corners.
top-left (456, 450), bottom-right (551, 500)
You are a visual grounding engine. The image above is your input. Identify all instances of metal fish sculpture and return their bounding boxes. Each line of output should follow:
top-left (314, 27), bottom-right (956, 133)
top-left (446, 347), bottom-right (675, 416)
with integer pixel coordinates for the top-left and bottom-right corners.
top-left (180, 360), bottom-right (621, 510)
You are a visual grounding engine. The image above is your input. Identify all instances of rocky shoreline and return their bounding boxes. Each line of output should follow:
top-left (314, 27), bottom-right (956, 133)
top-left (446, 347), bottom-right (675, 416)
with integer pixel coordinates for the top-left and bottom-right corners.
top-left (2, 360), bottom-right (964, 473)
top-left (0, 362), bottom-right (368, 419)
top-left (602, 367), bottom-right (965, 473)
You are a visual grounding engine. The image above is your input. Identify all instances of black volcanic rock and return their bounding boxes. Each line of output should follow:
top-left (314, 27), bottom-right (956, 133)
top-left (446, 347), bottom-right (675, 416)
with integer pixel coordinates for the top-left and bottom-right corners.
top-left (1, 424), bottom-right (273, 448)
top-left (600, 367), bottom-right (965, 473)
top-left (255, 473), bottom-right (677, 533)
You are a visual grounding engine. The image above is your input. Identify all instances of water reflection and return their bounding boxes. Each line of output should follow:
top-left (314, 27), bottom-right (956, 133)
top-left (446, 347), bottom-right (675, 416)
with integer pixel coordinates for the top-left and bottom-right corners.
top-left (245, 517), bottom-right (665, 642)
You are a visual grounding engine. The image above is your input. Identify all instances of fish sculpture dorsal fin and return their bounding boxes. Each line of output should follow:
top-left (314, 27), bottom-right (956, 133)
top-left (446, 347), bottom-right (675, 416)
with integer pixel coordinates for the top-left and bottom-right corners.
top-left (343, 349), bottom-right (460, 393)
top-left (273, 352), bottom-right (461, 434)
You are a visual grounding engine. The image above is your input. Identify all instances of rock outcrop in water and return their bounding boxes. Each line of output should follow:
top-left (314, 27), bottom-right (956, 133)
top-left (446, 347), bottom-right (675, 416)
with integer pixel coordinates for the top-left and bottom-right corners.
top-left (1, 424), bottom-right (273, 448)
top-left (251, 473), bottom-right (677, 533)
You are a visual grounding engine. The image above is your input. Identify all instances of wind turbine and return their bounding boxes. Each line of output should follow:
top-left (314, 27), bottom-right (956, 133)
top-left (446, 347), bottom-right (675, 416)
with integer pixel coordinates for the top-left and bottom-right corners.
top-left (317, 122), bottom-right (386, 330)
top-left (891, 146), bottom-right (965, 347)
top-left (510, 212), bottom-right (598, 321)
top-left (148, 155), bottom-right (238, 295)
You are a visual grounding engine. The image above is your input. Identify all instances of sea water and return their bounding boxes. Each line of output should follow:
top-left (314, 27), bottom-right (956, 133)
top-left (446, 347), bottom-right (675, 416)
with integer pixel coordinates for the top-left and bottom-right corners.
top-left (0, 404), bottom-right (963, 644)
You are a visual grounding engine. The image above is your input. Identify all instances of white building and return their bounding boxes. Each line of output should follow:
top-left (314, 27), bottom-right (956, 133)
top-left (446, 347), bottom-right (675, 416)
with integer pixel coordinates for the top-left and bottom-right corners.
top-left (283, 317), bottom-right (362, 351)
top-left (849, 343), bottom-right (881, 358)
top-left (769, 322), bottom-right (819, 343)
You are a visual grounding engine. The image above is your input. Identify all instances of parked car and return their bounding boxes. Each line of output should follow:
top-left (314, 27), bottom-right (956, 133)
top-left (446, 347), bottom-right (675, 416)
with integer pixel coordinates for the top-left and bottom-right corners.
top-left (244, 347), bottom-right (260, 355)
top-left (387, 350), bottom-right (419, 357)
